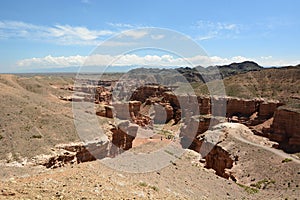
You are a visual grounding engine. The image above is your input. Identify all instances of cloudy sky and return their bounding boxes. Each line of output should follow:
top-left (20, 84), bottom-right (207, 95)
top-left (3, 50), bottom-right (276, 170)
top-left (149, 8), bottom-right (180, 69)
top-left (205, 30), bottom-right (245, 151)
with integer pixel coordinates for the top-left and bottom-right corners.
top-left (0, 0), bottom-right (300, 72)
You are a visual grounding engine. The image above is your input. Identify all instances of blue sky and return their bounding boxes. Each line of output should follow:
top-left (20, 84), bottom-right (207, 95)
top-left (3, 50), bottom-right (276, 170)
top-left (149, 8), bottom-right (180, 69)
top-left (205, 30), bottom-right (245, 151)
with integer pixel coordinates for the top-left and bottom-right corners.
top-left (0, 0), bottom-right (300, 72)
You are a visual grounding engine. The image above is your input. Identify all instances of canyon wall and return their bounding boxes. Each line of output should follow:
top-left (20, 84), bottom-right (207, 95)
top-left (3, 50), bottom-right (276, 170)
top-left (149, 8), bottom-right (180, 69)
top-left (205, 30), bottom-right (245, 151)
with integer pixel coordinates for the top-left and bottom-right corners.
top-left (65, 83), bottom-right (299, 154)
top-left (270, 108), bottom-right (300, 152)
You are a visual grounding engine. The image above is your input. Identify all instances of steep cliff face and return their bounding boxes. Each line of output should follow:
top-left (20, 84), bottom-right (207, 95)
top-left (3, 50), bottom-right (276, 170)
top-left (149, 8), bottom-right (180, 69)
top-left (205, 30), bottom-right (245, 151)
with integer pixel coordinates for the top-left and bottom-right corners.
top-left (180, 115), bottom-right (223, 150)
top-left (197, 96), bottom-right (211, 115)
top-left (195, 96), bottom-right (281, 120)
top-left (153, 103), bottom-right (174, 124)
top-left (270, 108), bottom-right (300, 152)
top-left (91, 83), bottom-right (297, 155)
top-left (196, 123), bottom-right (243, 180)
top-left (226, 98), bottom-right (259, 117)
top-left (110, 121), bottom-right (139, 157)
top-left (258, 101), bottom-right (282, 119)
top-left (94, 86), bottom-right (112, 104)
top-left (204, 146), bottom-right (234, 179)
top-left (113, 101), bottom-right (141, 120)
top-left (130, 85), bottom-right (170, 102)
top-left (40, 141), bottom-right (110, 169)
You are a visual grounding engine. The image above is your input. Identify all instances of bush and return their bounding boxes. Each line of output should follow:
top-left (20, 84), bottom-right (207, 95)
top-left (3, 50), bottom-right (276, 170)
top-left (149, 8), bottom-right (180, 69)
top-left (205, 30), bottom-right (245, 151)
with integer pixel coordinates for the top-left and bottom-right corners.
top-left (237, 183), bottom-right (259, 194)
top-left (138, 182), bottom-right (147, 187)
top-left (250, 179), bottom-right (275, 189)
top-left (150, 185), bottom-right (159, 192)
top-left (282, 158), bottom-right (292, 163)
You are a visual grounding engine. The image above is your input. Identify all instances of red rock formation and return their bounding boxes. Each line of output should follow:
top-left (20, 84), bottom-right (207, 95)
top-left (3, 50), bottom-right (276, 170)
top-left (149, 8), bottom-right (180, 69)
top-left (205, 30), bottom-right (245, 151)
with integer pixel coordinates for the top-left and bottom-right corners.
top-left (258, 101), bottom-right (282, 119)
top-left (180, 115), bottom-right (222, 150)
top-left (110, 121), bottom-right (138, 157)
top-left (227, 98), bottom-right (259, 117)
top-left (130, 85), bottom-right (170, 102)
top-left (95, 86), bottom-right (112, 104)
top-left (270, 108), bottom-right (300, 152)
top-left (163, 92), bottom-right (180, 108)
top-left (204, 146), bottom-right (234, 179)
top-left (113, 101), bottom-right (141, 120)
top-left (105, 106), bottom-right (113, 118)
top-left (153, 103), bottom-right (174, 124)
top-left (42, 141), bottom-right (109, 168)
top-left (197, 96), bottom-right (211, 115)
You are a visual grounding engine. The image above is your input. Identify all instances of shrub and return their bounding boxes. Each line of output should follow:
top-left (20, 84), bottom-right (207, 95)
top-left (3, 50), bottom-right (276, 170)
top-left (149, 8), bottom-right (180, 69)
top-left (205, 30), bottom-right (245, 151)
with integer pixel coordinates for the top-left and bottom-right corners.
top-left (282, 158), bottom-right (292, 163)
top-left (250, 179), bottom-right (275, 189)
top-left (237, 183), bottom-right (259, 194)
top-left (150, 185), bottom-right (159, 192)
top-left (138, 182), bottom-right (147, 187)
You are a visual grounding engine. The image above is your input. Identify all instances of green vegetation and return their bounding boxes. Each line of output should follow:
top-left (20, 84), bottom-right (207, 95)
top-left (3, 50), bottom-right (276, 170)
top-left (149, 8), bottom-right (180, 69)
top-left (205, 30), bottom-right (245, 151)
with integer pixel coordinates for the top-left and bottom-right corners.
top-left (250, 179), bottom-right (275, 189)
top-left (138, 182), bottom-right (148, 187)
top-left (282, 158), bottom-right (293, 163)
top-left (236, 183), bottom-right (259, 194)
top-left (0, 134), bottom-right (3, 140)
top-left (138, 182), bottom-right (159, 192)
top-left (191, 67), bottom-right (300, 110)
top-left (149, 185), bottom-right (159, 192)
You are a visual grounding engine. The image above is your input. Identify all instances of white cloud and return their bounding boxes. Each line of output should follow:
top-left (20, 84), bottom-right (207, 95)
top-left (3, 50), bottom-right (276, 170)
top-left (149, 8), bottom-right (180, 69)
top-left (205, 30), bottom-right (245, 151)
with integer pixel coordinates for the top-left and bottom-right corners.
top-left (195, 20), bottom-right (240, 32)
top-left (16, 53), bottom-right (300, 69)
top-left (195, 34), bottom-right (215, 41)
top-left (193, 20), bottom-right (241, 41)
top-left (120, 30), bottom-right (148, 39)
top-left (0, 20), bottom-right (115, 45)
top-left (260, 56), bottom-right (273, 60)
top-left (256, 57), bottom-right (300, 67)
top-left (107, 22), bottom-right (135, 29)
top-left (151, 34), bottom-right (165, 40)
top-left (17, 55), bottom-right (87, 68)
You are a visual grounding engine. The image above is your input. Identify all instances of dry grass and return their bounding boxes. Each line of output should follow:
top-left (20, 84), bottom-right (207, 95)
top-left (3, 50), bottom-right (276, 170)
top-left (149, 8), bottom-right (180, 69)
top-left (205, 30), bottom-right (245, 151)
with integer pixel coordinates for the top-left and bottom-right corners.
top-left (192, 66), bottom-right (300, 110)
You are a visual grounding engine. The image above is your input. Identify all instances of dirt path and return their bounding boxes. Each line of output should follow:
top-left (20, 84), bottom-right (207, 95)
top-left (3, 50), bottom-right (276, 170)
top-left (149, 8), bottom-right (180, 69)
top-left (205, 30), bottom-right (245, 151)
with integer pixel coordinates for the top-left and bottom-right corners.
top-left (224, 123), bottom-right (300, 164)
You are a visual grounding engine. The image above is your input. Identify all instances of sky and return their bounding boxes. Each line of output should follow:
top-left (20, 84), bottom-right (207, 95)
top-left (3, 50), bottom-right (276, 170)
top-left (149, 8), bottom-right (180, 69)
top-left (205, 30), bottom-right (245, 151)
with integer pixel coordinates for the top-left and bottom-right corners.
top-left (0, 0), bottom-right (300, 72)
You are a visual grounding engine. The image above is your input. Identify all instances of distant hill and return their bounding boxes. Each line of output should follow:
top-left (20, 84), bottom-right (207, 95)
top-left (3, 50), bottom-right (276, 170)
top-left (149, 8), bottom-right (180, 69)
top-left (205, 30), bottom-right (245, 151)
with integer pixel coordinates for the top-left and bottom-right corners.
top-left (206, 61), bottom-right (263, 77)
top-left (127, 61), bottom-right (263, 84)
top-left (193, 64), bottom-right (300, 110)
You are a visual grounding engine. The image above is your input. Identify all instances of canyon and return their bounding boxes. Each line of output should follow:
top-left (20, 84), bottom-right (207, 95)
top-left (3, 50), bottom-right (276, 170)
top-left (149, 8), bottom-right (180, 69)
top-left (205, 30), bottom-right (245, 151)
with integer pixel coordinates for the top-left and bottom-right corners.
top-left (0, 63), bottom-right (299, 199)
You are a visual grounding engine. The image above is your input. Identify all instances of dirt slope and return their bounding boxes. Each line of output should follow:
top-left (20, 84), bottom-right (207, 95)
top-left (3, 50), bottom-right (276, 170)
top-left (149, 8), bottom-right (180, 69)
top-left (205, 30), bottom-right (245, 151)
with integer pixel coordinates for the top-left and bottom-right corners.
top-left (0, 74), bottom-right (79, 161)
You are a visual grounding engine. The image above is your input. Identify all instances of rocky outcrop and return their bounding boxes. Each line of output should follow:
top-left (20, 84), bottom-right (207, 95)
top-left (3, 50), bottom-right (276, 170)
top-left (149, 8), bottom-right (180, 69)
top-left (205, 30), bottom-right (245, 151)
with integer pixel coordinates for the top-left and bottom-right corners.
top-left (60, 84), bottom-right (113, 104)
top-left (196, 123), bottom-right (243, 180)
top-left (39, 141), bottom-right (109, 169)
top-left (94, 86), bottom-right (112, 104)
top-left (130, 85), bottom-right (170, 102)
top-left (113, 101), bottom-right (141, 120)
top-left (153, 103), bottom-right (174, 124)
top-left (180, 115), bottom-right (223, 150)
top-left (194, 96), bottom-right (281, 120)
top-left (226, 98), bottom-right (259, 117)
top-left (204, 145), bottom-right (234, 179)
top-left (197, 96), bottom-right (211, 115)
top-left (110, 121), bottom-right (139, 157)
top-left (38, 121), bottom-right (139, 168)
top-left (270, 108), bottom-right (300, 152)
top-left (258, 101), bottom-right (282, 119)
